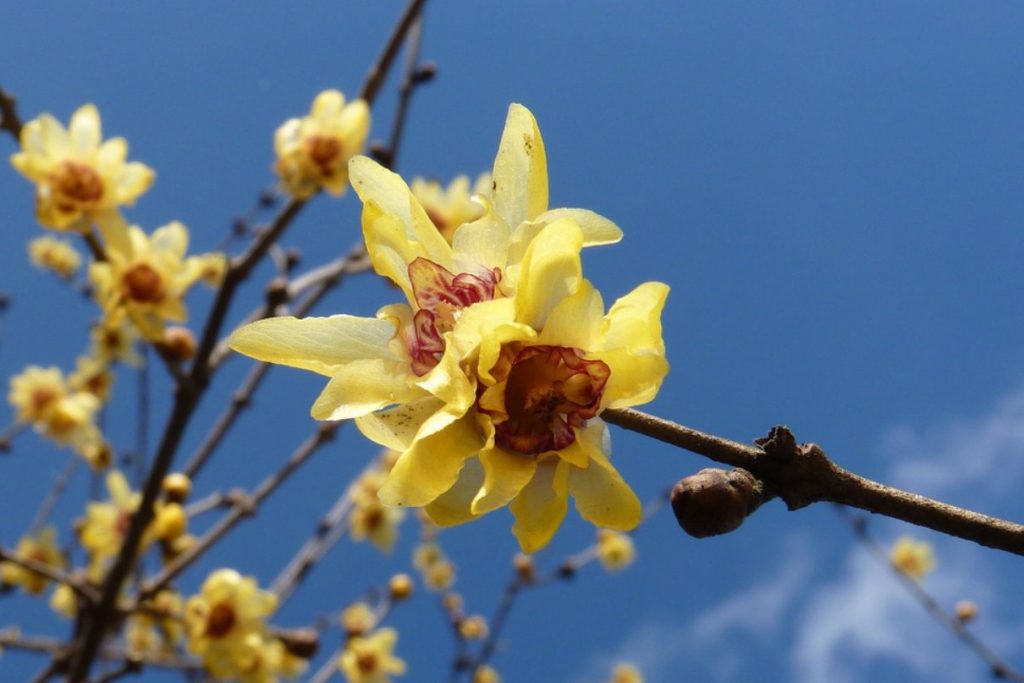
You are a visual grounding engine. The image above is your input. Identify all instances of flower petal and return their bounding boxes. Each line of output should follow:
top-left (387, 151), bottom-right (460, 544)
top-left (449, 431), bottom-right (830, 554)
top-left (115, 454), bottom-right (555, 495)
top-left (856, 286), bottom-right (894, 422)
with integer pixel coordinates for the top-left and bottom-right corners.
top-left (425, 456), bottom-right (485, 526)
top-left (227, 315), bottom-right (400, 376)
top-left (311, 89), bottom-right (344, 119)
top-left (491, 103), bottom-right (548, 230)
top-left (514, 219), bottom-right (584, 330)
top-left (378, 414), bottom-right (484, 507)
top-left (538, 278), bottom-right (603, 350)
top-left (355, 397), bottom-right (445, 451)
top-left (567, 421), bottom-right (642, 530)
top-left (310, 359), bottom-right (419, 420)
top-left (450, 209), bottom-right (510, 274)
top-left (533, 208), bottom-right (623, 246)
top-left (597, 282), bottom-right (670, 408)
top-left (510, 456), bottom-right (569, 553)
top-left (69, 104), bottom-right (101, 155)
top-left (471, 448), bottom-right (538, 515)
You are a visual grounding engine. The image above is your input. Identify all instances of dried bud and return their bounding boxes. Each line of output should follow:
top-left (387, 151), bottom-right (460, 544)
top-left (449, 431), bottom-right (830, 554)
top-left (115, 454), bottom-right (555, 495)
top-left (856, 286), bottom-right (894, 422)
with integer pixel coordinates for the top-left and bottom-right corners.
top-left (388, 573), bottom-right (414, 601)
top-left (557, 560), bottom-right (577, 581)
top-left (670, 468), bottom-right (764, 538)
top-left (955, 600), bottom-right (979, 623)
top-left (161, 472), bottom-right (192, 502)
top-left (513, 553), bottom-right (535, 583)
top-left (158, 326), bottom-right (197, 362)
top-left (276, 627), bottom-right (319, 659)
top-left (458, 615), bottom-right (488, 640)
top-left (441, 591), bottom-right (464, 613)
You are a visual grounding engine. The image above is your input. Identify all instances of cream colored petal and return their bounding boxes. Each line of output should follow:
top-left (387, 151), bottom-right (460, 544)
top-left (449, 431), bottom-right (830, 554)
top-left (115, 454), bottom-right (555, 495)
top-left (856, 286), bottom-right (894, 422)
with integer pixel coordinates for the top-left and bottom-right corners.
top-left (533, 208), bottom-right (623, 246)
top-left (69, 104), bottom-right (101, 155)
top-left (425, 456), bottom-right (485, 526)
top-left (596, 350), bottom-right (669, 409)
top-left (471, 447), bottom-right (538, 515)
top-left (92, 210), bottom-right (131, 257)
top-left (538, 278), bottom-right (603, 349)
top-left (115, 162), bottom-right (155, 204)
top-left (514, 219), bottom-right (584, 330)
top-left (338, 99), bottom-right (370, 150)
top-left (310, 359), bottom-right (418, 420)
top-left (360, 206), bottom-right (418, 296)
top-left (510, 456), bottom-right (569, 553)
top-left (151, 221), bottom-right (189, 260)
top-left (311, 89), bottom-right (344, 119)
top-left (602, 281), bottom-right (669, 353)
top-left (378, 414), bottom-right (484, 507)
top-left (227, 315), bottom-right (400, 376)
top-left (97, 137), bottom-right (128, 166)
top-left (566, 419), bottom-right (642, 530)
top-left (450, 209), bottom-right (510, 273)
top-left (355, 396), bottom-right (444, 451)
top-left (491, 103), bottom-right (548, 229)
top-left (37, 114), bottom-right (69, 158)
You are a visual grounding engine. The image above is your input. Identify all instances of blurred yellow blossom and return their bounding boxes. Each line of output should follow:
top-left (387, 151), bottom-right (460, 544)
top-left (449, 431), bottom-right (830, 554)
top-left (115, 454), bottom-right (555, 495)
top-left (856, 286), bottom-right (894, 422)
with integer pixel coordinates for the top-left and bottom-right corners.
top-left (410, 173), bottom-right (491, 243)
top-left (342, 601), bottom-right (377, 638)
top-left (0, 526), bottom-right (65, 595)
top-left (609, 663), bottom-right (643, 683)
top-left (68, 355), bottom-right (114, 403)
top-left (339, 627), bottom-right (406, 683)
top-left (90, 318), bottom-right (142, 366)
top-left (90, 220), bottom-right (208, 340)
top-left (9, 365), bottom-right (67, 423)
top-left (595, 529), bottom-right (636, 572)
top-left (10, 103), bottom-right (154, 231)
top-left (473, 665), bottom-right (502, 683)
top-left (28, 235), bottom-right (81, 278)
top-left (350, 466), bottom-right (405, 553)
top-left (458, 615), bottom-right (488, 640)
top-left (229, 104), bottom-right (665, 552)
top-left (50, 583), bottom-right (77, 618)
top-left (274, 89), bottom-right (370, 199)
top-left (890, 536), bottom-right (936, 580)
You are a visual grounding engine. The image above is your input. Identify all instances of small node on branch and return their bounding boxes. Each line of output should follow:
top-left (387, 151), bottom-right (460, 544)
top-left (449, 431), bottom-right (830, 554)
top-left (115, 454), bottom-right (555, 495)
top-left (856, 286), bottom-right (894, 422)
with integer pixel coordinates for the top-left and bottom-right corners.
top-left (231, 218), bottom-right (248, 236)
top-left (276, 627), bottom-right (320, 660)
top-left (284, 247), bottom-right (302, 271)
top-left (513, 554), bottom-right (535, 584)
top-left (258, 189), bottom-right (279, 209)
top-left (413, 62), bottom-right (438, 84)
top-left (670, 467), bottom-right (768, 538)
top-left (557, 560), bottom-right (577, 581)
top-left (265, 276), bottom-right (290, 309)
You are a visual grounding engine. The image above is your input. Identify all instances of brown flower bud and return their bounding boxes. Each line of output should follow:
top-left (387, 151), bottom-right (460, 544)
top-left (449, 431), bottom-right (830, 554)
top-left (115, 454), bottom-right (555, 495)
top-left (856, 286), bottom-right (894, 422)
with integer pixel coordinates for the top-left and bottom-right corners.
top-left (513, 553), bottom-right (535, 583)
top-left (388, 573), bottom-right (414, 601)
top-left (955, 600), bottom-right (979, 623)
top-left (276, 627), bottom-right (319, 660)
top-left (670, 468), bottom-right (764, 538)
top-left (158, 326), bottom-right (197, 362)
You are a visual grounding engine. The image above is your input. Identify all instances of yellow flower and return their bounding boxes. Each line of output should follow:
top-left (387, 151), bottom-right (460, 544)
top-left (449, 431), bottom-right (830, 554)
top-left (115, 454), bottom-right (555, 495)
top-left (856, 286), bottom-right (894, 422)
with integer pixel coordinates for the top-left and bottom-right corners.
top-left (8, 365), bottom-right (67, 423)
top-left (28, 235), bottom-right (81, 278)
top-left (341, 602), bottom-right (376, 638)
top-left (229, 104), bottom-right (666, 552)
top-left (350, 468), bottom-right (405, 553)
top-left (410, 173), bottom-right (491, 243)
top-left (185, 569), bottom-right (282, 680)
top-left (50, 582), bottom-right (77, 618)
top-left (608, 663), bottom-right (643, 683)
top-left (339, 627), bottom-right (406, 683)
top-left (473, 666), bottom-right (502, 683)
top-left (125, 591), bottom-right (187, 659)
top-left (39, 391), bottom-right (104, 454)
top-left (79, 470), bottom-right (142, 577)
top-left (458, 615), bottom-right (488, 640)
top-left (0, 526), bottom-right (65, 595)
top-left (68, 355), bottom-right (114, 403)
top-left (90, 318), bottom-right (142, 366)
top-left (412, 541), bottom-right (456, 592)
top-left (274, 89), bottom-right (370, 198)
top-left (10, 103), bottom-right (154, 231)
top-left (90, 220), bottom-right (207, 340)
top-left (595, 529), bottom-right (636, 572)
top-left (890, 536), bottom-right (936, 580)
top-left (196, 251), bottom-right (228, 288)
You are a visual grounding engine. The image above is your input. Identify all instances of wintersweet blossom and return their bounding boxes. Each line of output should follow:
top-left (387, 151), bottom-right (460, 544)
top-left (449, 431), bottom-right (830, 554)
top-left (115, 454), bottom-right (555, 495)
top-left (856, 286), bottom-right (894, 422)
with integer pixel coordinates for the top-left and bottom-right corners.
top-left (595, 529), bottom-right (636, 572)
top-left (609, 663), bottom-right (644, 683)
top-left (89, 220), bottom-right (212, 340)
top-left (0, 526), bottom-right (65, 595)
top-left (229, 104), bottom-right (668, 551)
top-left (274, 89), bottom-right (370, 198)
top-left (410, 173), bottom-right (491, 243)
top-left (10, 103), bottom-right (153, 231)
top-left (890, 536), bottom-right (936, 580)
top-left (338, 628), bottom-right (406, 683)
top-left (28, 235), bottom-right (81, 278)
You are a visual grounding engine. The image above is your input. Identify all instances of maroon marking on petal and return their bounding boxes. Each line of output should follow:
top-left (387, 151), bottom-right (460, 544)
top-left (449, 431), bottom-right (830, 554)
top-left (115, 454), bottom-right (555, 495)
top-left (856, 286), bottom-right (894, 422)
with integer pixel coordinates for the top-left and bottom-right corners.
top-left (408, 309), bottom-right (445, 376)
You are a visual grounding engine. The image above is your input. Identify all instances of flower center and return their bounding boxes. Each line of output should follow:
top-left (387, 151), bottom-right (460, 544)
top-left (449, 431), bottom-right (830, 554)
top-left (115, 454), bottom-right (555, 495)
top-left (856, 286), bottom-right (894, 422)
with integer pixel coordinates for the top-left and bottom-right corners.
top-left (51, 160), bottom-right (104, 207)
top-left (121, 263), bottom-right (165, 304)
top-left (356, 651), bottom-right (380, 674)
top-left (205, 603), bottom-right (237, 638)
top-left (479, 345), bottom-right (610, 455)
top-left (405, 257), bottom-right (501, 376)
top-left (306, 135), bottom-right (342, 175)
top-left (30, 387), bottom-right (58, 416)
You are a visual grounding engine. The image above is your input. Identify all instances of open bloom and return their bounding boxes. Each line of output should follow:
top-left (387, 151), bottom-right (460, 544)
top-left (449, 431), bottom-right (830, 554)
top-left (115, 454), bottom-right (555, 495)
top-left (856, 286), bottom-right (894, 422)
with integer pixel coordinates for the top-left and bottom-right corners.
top-left (275, 89), bottom-right (370, 198)
top-left (90, 220), bottom-right (210, 340)
top-left (0, 526), bottom-right (65, 595)
top-left (410, 173), bottom-right (491, 243)
top-left (339, 628), bottom-right (406, 683)
top-left (230, 104), bottom-right (667, 551)
top-left (10, 103), bottom-right (153, 230)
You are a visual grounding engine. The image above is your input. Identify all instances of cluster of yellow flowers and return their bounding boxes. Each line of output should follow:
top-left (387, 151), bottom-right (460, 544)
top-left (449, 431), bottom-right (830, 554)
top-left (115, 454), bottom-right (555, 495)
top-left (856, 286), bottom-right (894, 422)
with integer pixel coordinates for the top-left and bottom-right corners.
top-left (185, 569), bottom-right (309, 682)
top-left (231, 104), bottom-right (669, 552)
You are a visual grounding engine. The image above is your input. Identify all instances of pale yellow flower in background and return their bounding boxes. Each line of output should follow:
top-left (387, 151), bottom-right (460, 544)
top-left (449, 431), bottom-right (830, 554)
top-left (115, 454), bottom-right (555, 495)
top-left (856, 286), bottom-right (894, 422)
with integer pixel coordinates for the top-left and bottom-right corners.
top-left (10, 103), bottom-right (153, 231)
top-left (473, 665), bottom-right (502, 683)
top-left (338, 627), bottom-right (406, 683)
top-left (890, 536), bottom-right (936, 580)
top-left (595, 529), bottom-right (636, 572)
top-left (0, 526), bottom-right (65, 595)
top-left (341, 602), bottom-right (376, 638)
top-left (28, 235), bottom-right (81, 278)
top-left (79, 470), bottom-right (143, 578)
top-left (410, 173), bottom-right (491, 243)
top-left (412, 541), bottom-right (456, 592)
top-left (349, 467), bottom-right (406, 553)
top-left (68, 355), bottom-right (114, 403)
top-left (608, 663), bottom-right (644, 683)
top-left (90, 220), bottom-right (208, 340)
top-left (275, 89), bottom-right (370, 198)
top-left (8, 366), bottom-right (67, 423)
top-left (90, 318), bottom-right (142, 366)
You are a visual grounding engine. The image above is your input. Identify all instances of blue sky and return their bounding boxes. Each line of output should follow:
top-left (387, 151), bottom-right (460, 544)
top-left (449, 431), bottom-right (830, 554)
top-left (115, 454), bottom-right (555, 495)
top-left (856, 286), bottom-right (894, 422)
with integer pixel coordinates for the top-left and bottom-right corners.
top-left (2, 2), bottom-right (1024, 681)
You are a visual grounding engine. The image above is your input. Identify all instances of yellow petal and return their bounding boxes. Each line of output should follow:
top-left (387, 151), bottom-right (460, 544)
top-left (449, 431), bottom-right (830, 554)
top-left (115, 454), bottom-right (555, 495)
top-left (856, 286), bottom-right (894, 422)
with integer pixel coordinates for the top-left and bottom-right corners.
top-left (514, 219), bottom-right (584, 330)
top-left (69, 104), bottom-right (101, 155)
top-left (450, 209), bottom-right (510, 273)
top-left (93, 210), bottom-right (131, 257)
top-left (567, 421), bottom-right (642, 530)
top-left (533, 208), bottom-right (623, 246)
top-left (227, 315), bottom-right (400, 376)
top-left (426, 457), bottom-right (485, 526)
top-left (37, 113), bottom-right (69, 158)
top-left (597, 281), bottom-right (670, 408)
top-left (510, 457), bottom-right (569, 553)
top-left (379, 414), bottom-right (484, 507)
top-left (311, 89), bottom-right (344, 119)
top-left (491, 103), bottom-right (548, 229)
top-left (97, 137), bottom-right (128, 167)
top-left (115, 162), bottom-right (155, 204)
top-left (337, 99), bottom-right (370, 148)
top-left (355, 397), bottom-right (444, 451)
top-left (471, 448), bottom-right (538, 515)
top-left (151, 221), bottom-right (189, 259)
top-left (310, 359), bottom-right (419, 420)
top-left (538, 279), bottom-right (603, 350)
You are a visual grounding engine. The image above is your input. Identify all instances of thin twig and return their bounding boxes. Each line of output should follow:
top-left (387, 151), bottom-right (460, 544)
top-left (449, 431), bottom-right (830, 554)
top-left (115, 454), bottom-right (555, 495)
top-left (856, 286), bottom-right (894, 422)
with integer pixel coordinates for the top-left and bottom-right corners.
top-left (836, 506), bottom-right (1024, 682)
top-left (375, 14), bottom-right (429, 169)
top-left (0, 630), bottom-right (200, 671)
top-left (0, 421), bottom-right (28, 453)
top-left (359, 0), bottom-right (427, 104)
top-left (0, 546), bottom-right (100, 603)
top-left (602, 408), bottom-right (1024, 557)
top-left (89, 659), bottom-right (141, 683)
top-left (30, 455), bottom-right (80, 533)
